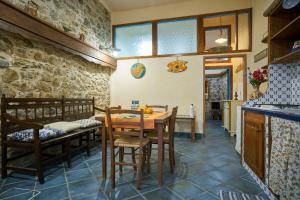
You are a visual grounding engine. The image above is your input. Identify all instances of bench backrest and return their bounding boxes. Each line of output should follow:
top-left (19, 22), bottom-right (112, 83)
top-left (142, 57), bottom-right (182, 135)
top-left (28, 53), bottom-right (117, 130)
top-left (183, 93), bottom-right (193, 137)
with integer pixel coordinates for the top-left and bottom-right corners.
top-left (1, 95), bottom-right (96, 125)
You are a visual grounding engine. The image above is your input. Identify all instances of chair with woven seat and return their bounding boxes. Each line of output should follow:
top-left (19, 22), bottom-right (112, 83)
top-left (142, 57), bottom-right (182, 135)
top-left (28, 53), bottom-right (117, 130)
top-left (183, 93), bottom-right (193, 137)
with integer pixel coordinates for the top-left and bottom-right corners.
top-left (146, 105), bottom-right (168, 112)
top-left (106, 109), bottom-right (151, 189)
top-left (147, 106), bottom-right (178, 173)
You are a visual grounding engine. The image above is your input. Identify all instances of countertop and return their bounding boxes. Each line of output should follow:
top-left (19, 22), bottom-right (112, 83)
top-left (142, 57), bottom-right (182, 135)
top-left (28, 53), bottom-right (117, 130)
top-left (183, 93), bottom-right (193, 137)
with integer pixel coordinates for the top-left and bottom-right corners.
top-left (242, 105), bottom-right (300, 122)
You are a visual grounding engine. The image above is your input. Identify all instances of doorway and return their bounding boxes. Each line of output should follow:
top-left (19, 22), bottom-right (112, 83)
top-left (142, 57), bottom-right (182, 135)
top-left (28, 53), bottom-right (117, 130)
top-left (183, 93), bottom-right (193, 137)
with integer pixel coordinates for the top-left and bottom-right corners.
top-left (202, 55), bottom-right (247, 133)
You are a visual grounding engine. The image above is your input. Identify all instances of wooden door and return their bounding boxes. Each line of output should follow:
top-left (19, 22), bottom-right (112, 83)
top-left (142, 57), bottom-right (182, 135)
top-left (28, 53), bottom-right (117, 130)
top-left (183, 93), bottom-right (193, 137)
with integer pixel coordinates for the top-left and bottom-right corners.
top-left (244, 111), bottom-right (265, 180)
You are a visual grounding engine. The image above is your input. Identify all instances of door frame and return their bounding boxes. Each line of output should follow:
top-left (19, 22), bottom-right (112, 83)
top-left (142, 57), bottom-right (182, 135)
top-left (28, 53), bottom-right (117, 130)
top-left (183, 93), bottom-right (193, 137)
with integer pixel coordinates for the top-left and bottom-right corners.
top-left (202, 54), bottom-right (247, 135)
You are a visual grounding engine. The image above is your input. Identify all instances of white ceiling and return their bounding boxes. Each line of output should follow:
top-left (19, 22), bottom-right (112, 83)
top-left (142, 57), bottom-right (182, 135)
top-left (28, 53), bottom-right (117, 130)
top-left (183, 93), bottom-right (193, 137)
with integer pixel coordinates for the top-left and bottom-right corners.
top-left (101, 0), bottom-right (191, 11)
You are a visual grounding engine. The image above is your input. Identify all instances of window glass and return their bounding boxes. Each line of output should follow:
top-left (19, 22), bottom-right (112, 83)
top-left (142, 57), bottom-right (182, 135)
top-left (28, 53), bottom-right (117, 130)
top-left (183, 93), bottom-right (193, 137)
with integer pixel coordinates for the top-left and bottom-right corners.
top-left (238, 12), bottom-right (250, 50)
top-left (157, 18), bottom-right (197, 55)
top-left (114, 23), bottom-right (152, 57)
top-left (203, 14), bottom-right (236, 52)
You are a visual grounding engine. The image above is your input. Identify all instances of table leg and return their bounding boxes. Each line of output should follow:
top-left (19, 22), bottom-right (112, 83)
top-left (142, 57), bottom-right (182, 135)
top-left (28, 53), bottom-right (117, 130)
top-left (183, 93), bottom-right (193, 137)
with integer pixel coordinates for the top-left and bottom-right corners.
top-left (191, 118), bottom-right (196, 142)
top-left (157, 123), bottom-right (164, 187)
top-left (101, 122), bottom-right (107, 180)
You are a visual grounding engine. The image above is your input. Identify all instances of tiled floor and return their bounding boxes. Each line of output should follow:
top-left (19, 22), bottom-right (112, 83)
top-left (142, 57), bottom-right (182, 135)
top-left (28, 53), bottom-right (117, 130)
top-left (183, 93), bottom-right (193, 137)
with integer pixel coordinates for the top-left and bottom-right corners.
top-left (0, 120), bottom-right (268, 200)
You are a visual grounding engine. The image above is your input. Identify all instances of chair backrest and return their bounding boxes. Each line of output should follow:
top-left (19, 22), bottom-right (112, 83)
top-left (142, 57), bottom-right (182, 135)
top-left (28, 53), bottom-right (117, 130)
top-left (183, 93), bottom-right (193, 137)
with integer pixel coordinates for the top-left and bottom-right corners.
top-left (168, 106), bottom-right (178, 141)
top-left (106, 109), bottom-right (145, 147)
top-left (146, 105), bottom-right (168, 112)
top-left (109, 105), bottom-right (121, 110)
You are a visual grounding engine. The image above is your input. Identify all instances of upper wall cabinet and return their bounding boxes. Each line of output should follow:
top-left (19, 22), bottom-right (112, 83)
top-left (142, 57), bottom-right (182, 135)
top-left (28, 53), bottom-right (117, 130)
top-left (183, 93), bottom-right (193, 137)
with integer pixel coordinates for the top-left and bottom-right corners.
top-left (113, 9), bottom-right (252, 59)
top-left (264, 0), bottom-right (300, 64)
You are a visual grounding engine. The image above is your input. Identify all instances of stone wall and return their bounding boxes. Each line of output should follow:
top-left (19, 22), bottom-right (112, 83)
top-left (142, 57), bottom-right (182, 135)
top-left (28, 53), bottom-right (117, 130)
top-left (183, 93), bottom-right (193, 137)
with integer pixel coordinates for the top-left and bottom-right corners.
top-left (7, 0), bottom-right (111, 49)
top-left (0, 29), bottom-right (112, 108)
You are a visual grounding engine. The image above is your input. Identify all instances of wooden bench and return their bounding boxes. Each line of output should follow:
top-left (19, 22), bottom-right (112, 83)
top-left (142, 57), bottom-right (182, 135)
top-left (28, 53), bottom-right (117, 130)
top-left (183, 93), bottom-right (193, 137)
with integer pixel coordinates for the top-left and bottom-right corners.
top-left (0, 95), bottom-right (103, 183)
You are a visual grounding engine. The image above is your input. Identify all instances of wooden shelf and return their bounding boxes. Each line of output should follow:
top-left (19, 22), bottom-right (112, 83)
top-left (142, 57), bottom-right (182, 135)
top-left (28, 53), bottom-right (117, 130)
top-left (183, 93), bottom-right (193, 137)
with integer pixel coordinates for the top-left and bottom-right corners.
top-left (261, 65), bottom-right (268, 69)
top-left (261, 36), bottom-right (268, 44)
top-left (271, 15), bottom-right (300, 40)
top-left (0, 1), bottom-right (117, 68)
top-left (271, 48), bottom-right (300, 64)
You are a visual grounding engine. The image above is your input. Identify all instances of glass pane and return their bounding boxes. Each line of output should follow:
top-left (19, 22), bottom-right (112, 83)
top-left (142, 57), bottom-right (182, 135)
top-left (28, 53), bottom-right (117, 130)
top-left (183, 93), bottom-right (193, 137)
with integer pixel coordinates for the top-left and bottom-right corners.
top-left (203, 14), bottom-right (236, 51)
top-left (238, 13), bottom-right (250, 50)
top-left (157, 18), bottom-right (197, 55)
top-left (114, 23), bottom-right (152, 57)
top-left (204, 27), bottom-right (231, 52)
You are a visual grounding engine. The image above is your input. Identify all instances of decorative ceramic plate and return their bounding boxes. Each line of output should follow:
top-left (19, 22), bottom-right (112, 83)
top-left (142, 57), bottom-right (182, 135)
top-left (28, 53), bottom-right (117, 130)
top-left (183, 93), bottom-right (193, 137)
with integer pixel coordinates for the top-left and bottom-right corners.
top-left (282, 0), bottom-right (300, 9)
top-left (167, 60), bottom-right (188, 73)
top-left (131, 63), bottom-right (146, 79)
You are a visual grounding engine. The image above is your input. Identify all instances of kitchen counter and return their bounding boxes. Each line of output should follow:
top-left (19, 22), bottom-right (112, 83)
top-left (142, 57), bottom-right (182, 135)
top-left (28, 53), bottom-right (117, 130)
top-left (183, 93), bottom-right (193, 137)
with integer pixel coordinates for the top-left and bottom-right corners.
top-left (242, 105), bottom-right (300, 122)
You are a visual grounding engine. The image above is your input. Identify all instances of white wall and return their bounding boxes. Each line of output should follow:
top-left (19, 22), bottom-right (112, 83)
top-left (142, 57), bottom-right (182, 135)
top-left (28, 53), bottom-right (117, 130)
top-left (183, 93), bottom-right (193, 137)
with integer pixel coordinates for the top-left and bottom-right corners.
top-left (249, 0), bottom-right (274, 96)
top-left (110, 56), bottom-right (204, 133)
top-left (109, 0), bottom-right (273, 134)
top-left (112, 0), bottom-right (252, 25)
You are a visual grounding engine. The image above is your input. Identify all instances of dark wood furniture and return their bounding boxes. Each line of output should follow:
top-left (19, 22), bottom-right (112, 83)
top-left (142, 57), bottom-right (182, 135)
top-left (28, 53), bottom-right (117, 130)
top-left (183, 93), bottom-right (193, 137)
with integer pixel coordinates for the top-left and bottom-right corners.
top-left (1, 95), bottom-right (102, 183)
top-left (106, 109), bottom-right (150, 189)
top-left (243, 111), bottom-right (265, 180)
top-left (176, 115), bottom-right (196, 142)
top-left (0, 0), bottom-right (116, 68)
top-left (97, 112), bottom-right (172, 187)
top-left (148, 107), bottom-right (178, 174)
top-left (264, 0), bottom-right (300, 64)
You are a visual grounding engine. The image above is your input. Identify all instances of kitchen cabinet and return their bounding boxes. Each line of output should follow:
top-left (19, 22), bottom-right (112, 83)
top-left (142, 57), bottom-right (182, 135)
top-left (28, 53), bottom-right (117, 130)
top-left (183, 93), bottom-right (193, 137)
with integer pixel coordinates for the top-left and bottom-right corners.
top-left (244, 111), bottom-right (265, 181)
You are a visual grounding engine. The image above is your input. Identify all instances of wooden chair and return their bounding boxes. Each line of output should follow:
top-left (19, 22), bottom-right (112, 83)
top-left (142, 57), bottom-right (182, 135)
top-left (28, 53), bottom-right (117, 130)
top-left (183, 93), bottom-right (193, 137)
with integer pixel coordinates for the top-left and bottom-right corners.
top-left (146, 105), bottom-right (168, 112)
top-left (147, 106), bottom-right (178, 173)
top-left (106, 109), bottom-right (150, 189)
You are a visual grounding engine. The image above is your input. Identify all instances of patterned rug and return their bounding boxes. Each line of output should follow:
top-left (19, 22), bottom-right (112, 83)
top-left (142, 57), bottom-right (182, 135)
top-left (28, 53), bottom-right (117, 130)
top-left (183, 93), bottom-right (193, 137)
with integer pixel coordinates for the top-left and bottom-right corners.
top-left (220, 191), bottom-right (266, 200)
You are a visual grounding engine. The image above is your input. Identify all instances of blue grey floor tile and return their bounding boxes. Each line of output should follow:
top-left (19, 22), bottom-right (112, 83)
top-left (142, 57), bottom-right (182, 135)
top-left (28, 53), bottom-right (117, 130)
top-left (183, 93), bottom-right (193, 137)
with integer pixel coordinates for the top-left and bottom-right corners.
top-left (168, 180), bottom-right (205, 199)
top-left (35, 184), bottom-right (69, 200)
top-left (190, 192), bottom-right (219, 200)
top-left (68, 177), bottom-right (102, 198)
top-left (66, 168), bottom-right (94, 183)
top-left (105, 182), bottom-right (138, 200)
top-left (143, 188), bottom-right (182, 200)
top-left (188, 174), bottom-right (222, 190)
top-left (35, 175), bottom-right (66, 190)
top-left (0, 120), bottom-right (268, 200)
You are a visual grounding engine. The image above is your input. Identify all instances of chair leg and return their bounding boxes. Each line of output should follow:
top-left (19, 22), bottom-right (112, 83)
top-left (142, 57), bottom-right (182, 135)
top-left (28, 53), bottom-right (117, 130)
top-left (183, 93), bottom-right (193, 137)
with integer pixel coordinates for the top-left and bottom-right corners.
top-left (141, 147), bottom-right (146, 173)
top-left (168, 144), bottom-right (174, 174)
top-left (172, 142), bottom-right (175, 166)
top-left (136, 147), bottom-right (143, 189)
top-left (66, 139), bottom-right (71, 168)
top-left (111, 146), bottom-right (116, 188)
top-left (147, 143), bottom-right (151, 173)
top-left (119, 147), bottom-right (124, 175)
top-left (131, 147), bottom-right (137, 172)
top-left (86, 133), bottom-right (90, 157)
top-left (1, 143), bottom-right (7, 178)
top-left (162, 143), bottom-right (165, 161)
top-left (34, 143), bottom-right (44, 184)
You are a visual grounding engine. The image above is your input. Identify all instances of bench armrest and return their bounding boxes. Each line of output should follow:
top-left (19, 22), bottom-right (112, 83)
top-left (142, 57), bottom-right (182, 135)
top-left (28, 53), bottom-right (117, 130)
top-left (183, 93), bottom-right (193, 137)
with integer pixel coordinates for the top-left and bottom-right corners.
top-left (94, 107), bottom-right (105, 113)
top-left (4, 113), bottom-right (44, 130)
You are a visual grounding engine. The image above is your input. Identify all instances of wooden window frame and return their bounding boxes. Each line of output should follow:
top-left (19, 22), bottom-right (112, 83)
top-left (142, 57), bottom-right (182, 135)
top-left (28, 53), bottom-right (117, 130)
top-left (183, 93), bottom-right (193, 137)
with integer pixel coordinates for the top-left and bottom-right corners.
top-left (112, 8), bottom-right (252, 60)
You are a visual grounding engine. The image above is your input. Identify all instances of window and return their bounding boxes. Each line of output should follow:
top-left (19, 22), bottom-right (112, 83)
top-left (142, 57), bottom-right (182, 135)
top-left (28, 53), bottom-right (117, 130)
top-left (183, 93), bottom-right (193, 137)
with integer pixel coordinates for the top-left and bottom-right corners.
top-left (157, 18), bottom-right (197, 55)
top-left (114, 23), bottom-right (152, 57)
top-left (203, 13), bottom-right (236, 52)
top-left (204, 26), bottom-right (231, 52)
top-left (113, 9), bottom-right (252, 58)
